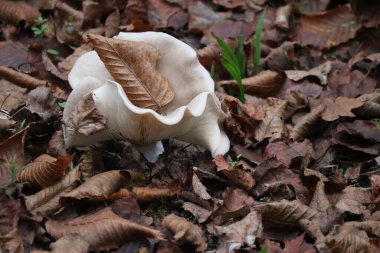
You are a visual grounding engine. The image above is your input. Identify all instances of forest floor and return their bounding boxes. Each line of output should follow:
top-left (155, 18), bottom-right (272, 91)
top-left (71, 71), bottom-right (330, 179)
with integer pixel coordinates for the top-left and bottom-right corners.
top-left (0, 0), bottom-right (380, 252)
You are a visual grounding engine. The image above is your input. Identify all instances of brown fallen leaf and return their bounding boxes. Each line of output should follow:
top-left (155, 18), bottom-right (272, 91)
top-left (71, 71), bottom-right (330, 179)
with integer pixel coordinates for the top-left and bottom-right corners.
top-left (41, 53), bottom-right (67, 81)
top-left (213, 0), bottom-right (245, 9)
top-left (0, 41), bottom-right (29, 70)
top-left (293, 5), bottom-right (360, 49)
top-left (351, 0), bottom-right (380, 28)
top-left (162, 213), bottom-right (207, 251)
top-left (0, 79), bottom-right (27, 113)
top-left (258, 199), bottom-right (319, 228)
top-left (132, 182), bottom-right (181, 203)
top-left (326, 223), bottom-right (370, 253)
top-left (0, 195), bottom-right (23, 253)
top-left (282, 234), bottom-right (316, 253)
top-left (309, 181), bottom-right (330, 212)
top-left (147, 0), bottom-right (188, 30)
top-left (0, 66), bottom-right (47, 90)
top-left (334, 187), bottom-right (371, 215)
top-left (17, 154), bottom-right (72, 188)
top-left (88, 34), bottom-right (175, 112)
top-left (208, 211), bottom-right (262, 252)
top-left (182, 202), bottom-right (212, 223)
top-left (214, 155), bottom-right (255, 191)
top-left (24, 167), bottom-right (81, 215)
top-left (354, 90), bottom-right (380, 119)
top-left (290, 105), bottom-right (325, 141)
top-left (0, 126), bottom-right (29, 188)
top-left (0, 1), bottom-right (40, 27)
top-left (192, 173), bottom-right (211, 200)
top-left (285, 61), bottom-right (332, 85)
top-left (255, 98), bottom-right (287, 141)
top-left (218, 70), bottom-right (285, 97)
top-left (50, 234), bottom-right (89, 253)
top-left (54, 2), bottom-right (83, 45)
top-left (46, 207), bottom-right (164, 250)
top-left (57, 44), bottom-right (92, 79)
top-left (105, 8), bottom-right (120, 37)
top-left (321, 97), bottom-right (364, 121)
top-left (62, 93), bottom-right (106, 136)
top-left (62, 170), bottom-right (130, 201)
top-left (82, 0), bottom-right (118, 28)
top-left (26, 87), bottom-right (61, 122)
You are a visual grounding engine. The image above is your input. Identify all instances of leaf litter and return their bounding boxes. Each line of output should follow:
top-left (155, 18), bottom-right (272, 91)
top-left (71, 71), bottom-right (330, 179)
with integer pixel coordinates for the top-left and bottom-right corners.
top-left (0, 0), bottom-right (380, 252)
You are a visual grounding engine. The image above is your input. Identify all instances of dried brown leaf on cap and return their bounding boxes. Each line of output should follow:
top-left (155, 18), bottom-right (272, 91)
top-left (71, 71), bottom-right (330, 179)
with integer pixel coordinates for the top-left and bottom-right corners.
top-left (88, 34), bottom-right (175, 112)
top-left (46, 207), bottom-right (164, 250)
top-left (17, 154), bottom-right (72, 188)
top-left (162, 213), bottom-right (207, 251)
top-left (62, 93), bottom-right (106, 136)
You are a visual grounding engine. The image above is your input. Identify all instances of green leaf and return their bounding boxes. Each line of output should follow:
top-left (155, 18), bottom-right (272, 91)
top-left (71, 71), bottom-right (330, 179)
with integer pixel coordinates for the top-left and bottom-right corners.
top-left (210, 61), bottom-right (215, 80)
top-left (253, 7), bottom-right (266, 75)
top-left (235, 27), bottom-right (246, 77)
top-left (58, 101), bottom-right (66, 108)
top-left (46, 48), bottom-right (60, 56)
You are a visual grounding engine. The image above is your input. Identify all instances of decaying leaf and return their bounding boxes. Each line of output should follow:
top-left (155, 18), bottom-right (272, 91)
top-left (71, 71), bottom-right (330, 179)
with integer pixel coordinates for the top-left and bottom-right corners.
top-left (182, 202), bottom-right (212, 223)
top-left (58, 44), bottom-right (92, 79)
top-left (282, 234), bottom-right (317, 253)
top-left (351, 0), bottom-right (380, 28)
top-left (162, 213), bottom-right (207, 251)
top-left (321, 97), bottom-right (364, 121)
top-left (132, 183), bottom-right (181, 203)
top-left (255, 98), bottom-right (287, 141)
top-left (214, 155), bottom-right (255, 191)
top-left (50, 234), bottom-right (89, 253)
top-left (208, 211), bottom-right (262, 252)
top-left (62, 170), bottom-right (130, 201)
top-left (46, 207), bottom-right (164, 250)
top-left (326, 223), bottom-right (370, 253)
top-left (17, 154), bottom-right (72, 188)
top-left (0, 66), bottom-right (47, 90)
top-left (0, 1), bottom-right (40, 26)
top-left (258, 199), bottom-right (319, 228)
top-left (88, 34), bottom-right (175, 111)
top-left (309, 181), bottom-right (330, 212)
top-left (0, 126), bottom-right (29, 188)
top-left (290, 105), bottom-right (325, 141)
top-left (0, 79), bottom-right (27, 113)
top-left (105, 8), bottom-right (120, 37)
top-left (218, 70), bottom-right (285, 97)
top-left (24, 167), bottom-right (81, 215)
top-left (0, 41), bottom-right (29, 70)
top-left (62, 93), bottom-right (106, 136)
top-left (334, 187), bottom-right (371, 215)
top-left (285, 61), bottom-right (332, 85)
top-left (192, 173), bottom-right (211, 200)
top-left (54, 2), bottom-right (83, 45)
top-left (293, 5), bottom-right (360, 49)
top-left (26, 87), bottom-right (61, 122)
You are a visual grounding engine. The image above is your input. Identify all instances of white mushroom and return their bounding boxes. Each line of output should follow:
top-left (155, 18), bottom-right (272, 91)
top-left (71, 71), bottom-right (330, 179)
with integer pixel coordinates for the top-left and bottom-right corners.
top-left (63, 32), bottom-right (230, 162)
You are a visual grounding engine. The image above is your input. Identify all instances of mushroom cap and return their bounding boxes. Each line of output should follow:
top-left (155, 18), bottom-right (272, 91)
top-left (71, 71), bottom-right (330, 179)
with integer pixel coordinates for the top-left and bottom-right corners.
top-left (63, 32), bottom-right (230, 159)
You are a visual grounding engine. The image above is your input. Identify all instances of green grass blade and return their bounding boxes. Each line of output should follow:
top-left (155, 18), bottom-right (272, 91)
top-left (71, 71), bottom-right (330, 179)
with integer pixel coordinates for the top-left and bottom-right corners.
top-left (253, 7), bottom-right (266, 75)
top-left (235, 27), bottom-right (246, 78)
top-left (210, 61), bottom-right (216, 80)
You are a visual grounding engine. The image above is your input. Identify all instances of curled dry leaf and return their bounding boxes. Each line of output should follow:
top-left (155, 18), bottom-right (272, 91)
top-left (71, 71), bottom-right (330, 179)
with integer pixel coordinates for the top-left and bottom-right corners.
top-left (41, 53), bottom-right (67, 81)
top-left (162, 213), bottom-right (207, 251)
top-left (0, 1), bottom-right (40, 26)
top-left (17, 154), bottom-right (72, 188)
top-left (326, 223), bottom-right (370, 253)
top-left (192, 173), bottom-right (211, 200)
top-left (255, 98), bottom-right (287, 142)
top-left (290, 105), bottom-right (325, 141)
top-left (183, 202), bottom-right (212, 223)
top-left (0, 79), bottom-right (27, 113)
top-left (132, 183), bottom-right (181, 203)
top-left (26, 87), bottom-right (61, 122)
top-left (321, 97), bottom-right (364, 121)
top-left (46, 207), bottom-right (164, 250)
top-left (309, 181), bottom-right (330, 212)
top-left (208, 211), bottom-right (263, 252)
top-left (293, 5), bottom-right (360, 49)
top-left (0, 126), bottom-right (29, 188)
top-left (258, 199), bottom-right (319, 228)
top-left (88, 34), bottom-right (175, 111)
top-left (218, 70), bottom-right (285, 97)
top-left (62, 170), bottom-right (131, 201)
top-left (334, 187), bottom-right (371, 215)
top-left (54, 2), bottom-right (83, 45)
top-left (353, 90), bottom-right (380, 119)
top-left (285, 61), bottom-right (332, 85)
top-left (0, 66), bottom-right (47, 90)
top-left (214, 155), bottom-right (255, 191)
top-left (24, 167), bottom-right (81, 215)
top-left (62, 93), bottom-right (106, 137)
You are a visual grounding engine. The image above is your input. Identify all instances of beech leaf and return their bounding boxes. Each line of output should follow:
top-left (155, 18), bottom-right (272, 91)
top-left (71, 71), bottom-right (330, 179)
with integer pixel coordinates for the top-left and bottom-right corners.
top-left (321, 97), bottom-right (364, 121)
top-left (46, 207), bottom-right (164, 250)
top-left (88, 34), bottom-right (175, 111)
